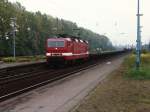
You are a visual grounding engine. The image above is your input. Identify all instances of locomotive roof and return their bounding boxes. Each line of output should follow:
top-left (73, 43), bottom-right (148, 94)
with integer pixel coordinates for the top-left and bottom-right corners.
top-left (48, 34), bottom-right (88, 43)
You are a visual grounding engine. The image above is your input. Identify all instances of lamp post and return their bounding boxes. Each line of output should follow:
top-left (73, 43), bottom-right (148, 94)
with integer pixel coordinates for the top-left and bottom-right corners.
top-left (136, 0), bottom-right (143, 69)
top-left (10, 18), bottom-right (17, 60)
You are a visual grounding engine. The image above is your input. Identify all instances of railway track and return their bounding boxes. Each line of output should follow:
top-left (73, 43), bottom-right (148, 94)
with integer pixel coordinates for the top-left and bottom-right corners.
top-left (0, 51), bottom-right (128, 102)
top-left (0, 61), bottom-right (99, 102)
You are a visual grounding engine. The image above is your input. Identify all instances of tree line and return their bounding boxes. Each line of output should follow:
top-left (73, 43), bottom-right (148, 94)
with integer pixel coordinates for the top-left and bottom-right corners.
top-left (0, 0), bottom-right (114, 56)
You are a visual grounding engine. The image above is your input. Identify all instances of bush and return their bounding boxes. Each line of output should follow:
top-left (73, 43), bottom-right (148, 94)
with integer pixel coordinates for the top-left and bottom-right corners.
top-left (17, 58), bottom-right (31, 62)
top-left (124, 53), bottom-right (150, 80)
top-left (2, 57), bottom-right (16, 63)
top-left (141, 53), bottom-right (150, 64)
top-left (142, 49), bottom-right (149, 54)
top-left (1, 55), bottom-right (46, 63)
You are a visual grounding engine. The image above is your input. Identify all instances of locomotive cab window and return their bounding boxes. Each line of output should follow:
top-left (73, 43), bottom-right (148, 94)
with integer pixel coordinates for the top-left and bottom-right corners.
top-left (48, 41), bottom-right (65, 47)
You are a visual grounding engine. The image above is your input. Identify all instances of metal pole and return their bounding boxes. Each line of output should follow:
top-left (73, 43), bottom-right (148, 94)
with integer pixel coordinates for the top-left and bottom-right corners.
top-left (56, 18), bottom-right (59, 35)
top-left (149, 42), bottom-right (150, 51)
top-left (136, 0), bottom-right (141, 69)
top-left (10, 18), bottom-right (16, 60)
top-left (13, 28), bottom-right (16, 59)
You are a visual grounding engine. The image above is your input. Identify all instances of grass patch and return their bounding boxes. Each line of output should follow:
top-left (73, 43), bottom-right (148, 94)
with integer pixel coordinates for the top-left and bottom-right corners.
top-left (124, 53), bottom-right (150, 80)
top-left (126, 68), bottom-right (150, 80)
top-left (72, 54), bottom-right (150, 112)
top-left (1, 55), bottom-right (46, 63)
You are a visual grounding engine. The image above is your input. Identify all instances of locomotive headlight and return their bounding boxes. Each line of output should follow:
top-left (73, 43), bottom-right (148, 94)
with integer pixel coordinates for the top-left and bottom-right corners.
top-left (46, 53), bottom-right (51, 56)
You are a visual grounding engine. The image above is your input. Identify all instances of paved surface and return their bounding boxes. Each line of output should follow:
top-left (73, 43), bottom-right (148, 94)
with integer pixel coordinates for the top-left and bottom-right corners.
top-left (0, 55), bottom-right (125, 112)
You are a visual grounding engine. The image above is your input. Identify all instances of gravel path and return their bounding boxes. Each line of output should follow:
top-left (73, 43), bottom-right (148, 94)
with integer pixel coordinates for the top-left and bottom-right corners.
top-left (0, 55), bottom-right (125, 112)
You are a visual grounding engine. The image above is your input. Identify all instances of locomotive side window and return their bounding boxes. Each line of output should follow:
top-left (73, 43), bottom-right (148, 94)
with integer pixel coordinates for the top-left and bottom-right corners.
top-left (48, 41), bottom-right (64, 47)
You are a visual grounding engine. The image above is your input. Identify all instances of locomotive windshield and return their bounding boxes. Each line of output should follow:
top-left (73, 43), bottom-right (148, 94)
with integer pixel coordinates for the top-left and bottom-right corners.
top-left (48, 41), bottom-right (65, 47)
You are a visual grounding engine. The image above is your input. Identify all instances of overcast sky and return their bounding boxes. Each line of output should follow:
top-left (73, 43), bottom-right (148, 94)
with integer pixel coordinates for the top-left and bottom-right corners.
top-left (9, 0), bottom-right (150, 46)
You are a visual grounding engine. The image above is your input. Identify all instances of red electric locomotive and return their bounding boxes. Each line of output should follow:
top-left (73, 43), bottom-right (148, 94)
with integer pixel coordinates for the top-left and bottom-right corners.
top-left (46, 35), bottom-right (89, 64)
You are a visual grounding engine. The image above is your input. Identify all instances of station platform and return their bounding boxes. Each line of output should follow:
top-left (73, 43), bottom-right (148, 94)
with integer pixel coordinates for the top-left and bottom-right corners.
top-left (0, 60), bottom-right (45, 69)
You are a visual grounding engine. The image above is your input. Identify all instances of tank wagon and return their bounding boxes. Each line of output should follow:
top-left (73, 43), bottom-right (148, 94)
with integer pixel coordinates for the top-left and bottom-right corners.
top-left (46, 34), bottom-right (89, 64)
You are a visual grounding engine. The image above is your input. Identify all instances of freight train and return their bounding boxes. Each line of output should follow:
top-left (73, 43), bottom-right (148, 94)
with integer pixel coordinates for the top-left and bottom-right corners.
top-left (46, 34), bottom-right (89, 64)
